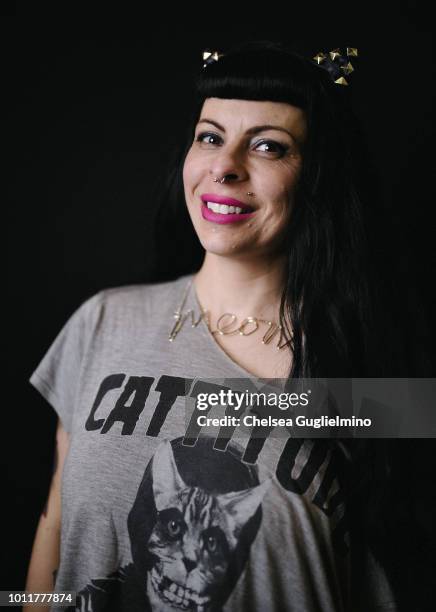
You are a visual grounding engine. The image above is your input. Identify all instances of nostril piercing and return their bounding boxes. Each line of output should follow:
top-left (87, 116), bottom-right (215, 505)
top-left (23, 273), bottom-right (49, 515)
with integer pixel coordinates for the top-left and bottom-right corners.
top-left (212, 175), bottom-right (254, 196)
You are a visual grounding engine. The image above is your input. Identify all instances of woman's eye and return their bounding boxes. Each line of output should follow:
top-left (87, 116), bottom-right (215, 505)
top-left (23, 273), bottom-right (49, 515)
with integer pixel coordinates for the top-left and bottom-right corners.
top-left (196, 132), bottom-right (222, 146)
top-left (254, 140), bottom-right (287, 156)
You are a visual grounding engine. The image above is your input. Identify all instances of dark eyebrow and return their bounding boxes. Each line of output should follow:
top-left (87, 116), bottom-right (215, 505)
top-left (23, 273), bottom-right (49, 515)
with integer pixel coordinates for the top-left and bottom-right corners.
top-left (197, 118), bottom-right (297, 141)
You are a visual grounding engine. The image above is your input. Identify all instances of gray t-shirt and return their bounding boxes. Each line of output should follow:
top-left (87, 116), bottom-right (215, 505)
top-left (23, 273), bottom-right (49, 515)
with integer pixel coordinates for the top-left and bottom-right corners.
top-left (29, 273), bottom-right (397, 612)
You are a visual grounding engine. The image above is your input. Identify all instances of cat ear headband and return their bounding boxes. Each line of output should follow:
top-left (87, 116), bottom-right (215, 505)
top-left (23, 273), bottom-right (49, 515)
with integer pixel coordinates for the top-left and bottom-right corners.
top-left (202, 46), bottom-right (359, 86)
top-left (312, 47), bottom-right (358, 85)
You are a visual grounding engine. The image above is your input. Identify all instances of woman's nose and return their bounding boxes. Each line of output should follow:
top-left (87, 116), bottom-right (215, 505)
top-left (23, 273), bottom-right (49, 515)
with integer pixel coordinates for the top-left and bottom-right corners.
top-left (209, 146), bottom-right (248, 183)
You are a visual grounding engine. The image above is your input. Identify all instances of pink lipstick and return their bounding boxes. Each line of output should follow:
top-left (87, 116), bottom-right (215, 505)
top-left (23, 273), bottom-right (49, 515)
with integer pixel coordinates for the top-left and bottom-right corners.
top-left (200, 193), bottom-right (256, 225)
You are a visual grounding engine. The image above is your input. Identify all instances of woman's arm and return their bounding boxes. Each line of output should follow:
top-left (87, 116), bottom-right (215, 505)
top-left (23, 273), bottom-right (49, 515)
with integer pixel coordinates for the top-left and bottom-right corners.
top-left (23, 419), bottom-right (70, 612)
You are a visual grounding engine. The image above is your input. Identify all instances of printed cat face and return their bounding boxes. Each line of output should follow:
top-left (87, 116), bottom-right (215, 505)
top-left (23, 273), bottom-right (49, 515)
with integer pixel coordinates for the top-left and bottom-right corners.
top-left (146, 440), bottom-right (270, 611)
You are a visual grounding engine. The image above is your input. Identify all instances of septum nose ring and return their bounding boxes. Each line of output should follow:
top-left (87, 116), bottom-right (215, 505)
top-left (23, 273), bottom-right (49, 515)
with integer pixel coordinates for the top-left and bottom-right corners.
top-left (213, 176), bottom-right (255, 197)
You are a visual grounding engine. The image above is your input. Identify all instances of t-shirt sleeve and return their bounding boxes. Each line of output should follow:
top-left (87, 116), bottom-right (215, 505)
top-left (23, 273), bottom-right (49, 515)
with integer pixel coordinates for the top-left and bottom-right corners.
top-left (28, 291), bottom-right (105, 434)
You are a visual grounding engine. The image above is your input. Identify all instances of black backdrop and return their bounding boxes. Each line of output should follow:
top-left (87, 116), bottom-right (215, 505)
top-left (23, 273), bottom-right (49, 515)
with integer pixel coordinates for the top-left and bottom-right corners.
top-left (4, 2), bottom-right (435, 608)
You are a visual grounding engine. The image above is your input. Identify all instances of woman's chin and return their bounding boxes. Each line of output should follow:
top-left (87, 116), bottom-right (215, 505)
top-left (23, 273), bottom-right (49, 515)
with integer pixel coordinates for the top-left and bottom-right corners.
top-left (198, 235), bottom-right (252, 257)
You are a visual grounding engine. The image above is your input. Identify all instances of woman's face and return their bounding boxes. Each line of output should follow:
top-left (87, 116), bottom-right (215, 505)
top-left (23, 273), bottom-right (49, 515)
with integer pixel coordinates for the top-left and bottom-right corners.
top-left (183, 97), bottom-right (307, 259)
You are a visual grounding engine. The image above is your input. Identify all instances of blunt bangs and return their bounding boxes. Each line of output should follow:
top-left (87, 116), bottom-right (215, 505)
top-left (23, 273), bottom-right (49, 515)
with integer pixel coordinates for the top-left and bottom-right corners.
top-left (194, 42), bottom-right (333, 114)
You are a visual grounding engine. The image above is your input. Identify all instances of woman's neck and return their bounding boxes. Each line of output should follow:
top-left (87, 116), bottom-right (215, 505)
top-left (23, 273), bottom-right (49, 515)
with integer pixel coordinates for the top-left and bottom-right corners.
top-left (193, 252), bottom-right (287, 320)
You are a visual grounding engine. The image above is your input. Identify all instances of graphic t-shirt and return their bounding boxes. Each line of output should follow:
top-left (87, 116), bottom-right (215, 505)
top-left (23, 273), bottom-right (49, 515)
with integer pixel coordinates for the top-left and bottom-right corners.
top-left (29, 273), bottom-right (397, 612)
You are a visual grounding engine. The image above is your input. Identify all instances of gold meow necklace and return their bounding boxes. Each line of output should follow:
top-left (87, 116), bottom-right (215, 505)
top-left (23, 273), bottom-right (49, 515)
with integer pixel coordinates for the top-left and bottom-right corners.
top-left (168, 279), bottom-right (291, 350)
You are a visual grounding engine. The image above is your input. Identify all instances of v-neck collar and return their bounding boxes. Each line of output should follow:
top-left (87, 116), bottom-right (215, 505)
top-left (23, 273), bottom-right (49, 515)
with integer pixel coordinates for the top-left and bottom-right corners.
top-left (177, 272), bottom-right (283, 384)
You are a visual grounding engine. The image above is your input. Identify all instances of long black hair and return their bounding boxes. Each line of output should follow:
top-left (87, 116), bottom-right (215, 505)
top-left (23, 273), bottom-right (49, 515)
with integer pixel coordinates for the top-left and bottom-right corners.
top-left (149, 41), bottom-right (433, 608)
top-left (151, 40), bottom-right (414, 379)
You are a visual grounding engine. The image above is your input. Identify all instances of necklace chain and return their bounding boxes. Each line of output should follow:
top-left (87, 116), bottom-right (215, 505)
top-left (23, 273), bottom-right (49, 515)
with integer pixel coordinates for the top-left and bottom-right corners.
top-left (168, 279), bottom-right (291, 350)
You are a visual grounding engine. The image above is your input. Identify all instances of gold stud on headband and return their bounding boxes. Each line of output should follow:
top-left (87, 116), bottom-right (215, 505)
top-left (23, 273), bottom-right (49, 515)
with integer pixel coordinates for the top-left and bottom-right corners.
top-left (329, 48), bottom-right (342, 61)
top-left (313, 52), bottom-right (327, 65)
top-left (202, 49), bottom-right (224, 68)
top-left (341, 62), bottom-right (354, 76)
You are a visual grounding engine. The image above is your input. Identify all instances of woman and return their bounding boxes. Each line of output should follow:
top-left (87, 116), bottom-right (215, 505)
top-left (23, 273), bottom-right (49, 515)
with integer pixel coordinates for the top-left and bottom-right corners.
top-left (25, 41), bottom-right (400, 611)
